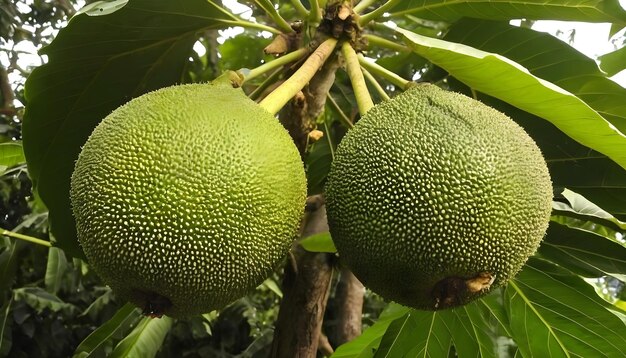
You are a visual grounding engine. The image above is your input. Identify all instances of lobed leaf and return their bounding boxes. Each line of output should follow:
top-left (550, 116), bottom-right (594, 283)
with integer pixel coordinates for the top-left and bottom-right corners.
top-left (539, 221), bottom-right (626, 280)
top-left (506, 258), bottom-right (626, 357)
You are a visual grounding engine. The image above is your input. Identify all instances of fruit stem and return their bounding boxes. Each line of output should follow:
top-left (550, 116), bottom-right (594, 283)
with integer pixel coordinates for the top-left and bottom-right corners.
top-left (1, 228), bottom-right (51, 248)
top-left (250, 68), bottom-right (283, 101)
top-left (327, 94), bottom-right (354, 129)
top-left (359, 0), bottom-right (403, 26)
top-left (364, 34), bottom-right (409, 52)
top-left (291, 0), bottom-right (309, 17)
top-left (243, 48), bottom-right (309, 83)
top-left (253, 0), bottom-right (295, 34)
top-left (218, 19), bottom-right (282, 35)
top-left (353, 0), bottom-right (377, 13)
top-left (259, 37), bottom-right (339, 115)
top-left (342, 42), bottom-right (374, 114)
top-left (358, 54), bottom-right (411, 90)
top-left (361, 66), bottom-right (390, 101)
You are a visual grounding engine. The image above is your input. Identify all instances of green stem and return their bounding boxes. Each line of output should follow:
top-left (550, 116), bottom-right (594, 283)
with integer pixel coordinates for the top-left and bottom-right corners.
top-left (342, 42), bottom-right (374, 115)
top-left (361, 66), bottom-right (390, 101)
top-left (364, 34), bottom-right (409, 52)
top-left (259, 37), bottom-right (339, 115)
top-left (353, 0), bottom-right (377, 13)
top-left (327, 93), bottom-right (353, 129)
top-left (254, 0), bottom-right (295, 33)
top-left (291, 0), bottom-right (309, 17)
top-left (218, 19), bottom-right (282, 35)
top-left (1, 229), bottom-right (52, 248)
top-left (359, 0), bottom-right (403, 26)
top-left (243, 48), bottom-right (308, 83)
top-left (358, 54), bottom-right (411, 89)
top-left (250, 68), bottom-right (283, 101)
top-left (323, 120), bottom-right (335, 161)
top-left (309, 0), bottom-right (322, 24)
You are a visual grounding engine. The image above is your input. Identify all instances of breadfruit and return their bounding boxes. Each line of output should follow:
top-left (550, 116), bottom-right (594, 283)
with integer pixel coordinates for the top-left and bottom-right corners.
top-left (70, 79), bottom-right (306, 318)
top-left (325, 84), bottom-right (552, 310)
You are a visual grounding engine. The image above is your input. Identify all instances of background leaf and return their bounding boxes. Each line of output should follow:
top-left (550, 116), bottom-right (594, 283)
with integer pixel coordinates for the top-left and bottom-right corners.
top-left (44, 247), bottom-right (68, 295)
top-left (599, 45), bottom-right (626, 76)
top-left (0, 143), bottom-right (24, 174)
top-left (22, 0), bottom-right (230, 257)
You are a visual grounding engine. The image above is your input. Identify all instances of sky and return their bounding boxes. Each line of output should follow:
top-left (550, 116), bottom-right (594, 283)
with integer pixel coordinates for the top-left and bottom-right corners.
top-left (2, 0), bottom-right (626, 102)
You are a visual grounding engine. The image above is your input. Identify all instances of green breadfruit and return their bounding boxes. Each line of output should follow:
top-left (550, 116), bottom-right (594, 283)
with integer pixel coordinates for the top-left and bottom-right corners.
top-left (71, 80), bottom-right (306, 318)
top-left (325, 84), bottom-right (552, 310)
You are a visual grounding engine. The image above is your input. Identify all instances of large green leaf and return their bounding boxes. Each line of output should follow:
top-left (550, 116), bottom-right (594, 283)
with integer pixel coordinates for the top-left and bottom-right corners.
top-left (334, 296), bottom-right (506, 357)
top-left (396, 27), bottom-right (626, 173)
top-left (109, 316), bottom-right (173, 358)
top-left (539, 221), bottom-right (626, 280)
top-left (389, 0), bottom-right (626, 24)
top-left (74, 302), bottom-right (142, 358)
top-left (443, 19), bottom-right (626, 133)
top-left (74, 303), bottom-right (141, 358)
top-left (22, 0), bottom-right (231, 257)
top-left (506, 258), bottom-right (626, 357)
top-left (376, 310), bottom-right (453, 357)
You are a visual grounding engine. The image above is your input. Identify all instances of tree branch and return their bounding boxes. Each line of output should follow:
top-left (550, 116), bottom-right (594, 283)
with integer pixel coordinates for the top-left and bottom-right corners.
top-left (334, 267), bottom-right (365, 345)
top-left (270, 198), bottom-right (334, 358)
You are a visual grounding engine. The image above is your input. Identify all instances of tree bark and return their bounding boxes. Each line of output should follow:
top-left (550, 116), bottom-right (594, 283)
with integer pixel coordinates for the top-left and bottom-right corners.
top-left (270, 200), bottom-right (334, 358)
top-left (270, 55), bottom-right (342, 357)
top-left (334, 267), bottom-right (365, 345)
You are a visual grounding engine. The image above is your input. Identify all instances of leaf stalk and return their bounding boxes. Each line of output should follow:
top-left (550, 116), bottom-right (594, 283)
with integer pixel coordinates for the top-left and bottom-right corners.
top-left (342, 42), bottom-right (374, 114)
top-left (243, 48), bottom-right (308, 83)
top-left (358, 54), bottom-right (411, 89)
top-left (1, 229), bottom-right (52, 248)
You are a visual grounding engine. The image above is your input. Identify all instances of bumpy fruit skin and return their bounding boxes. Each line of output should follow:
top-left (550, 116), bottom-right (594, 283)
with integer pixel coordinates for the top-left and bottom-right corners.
top-left (71, 81), bottom-right (306, 318)
top-left (325, 84), bottom-right (552, 310)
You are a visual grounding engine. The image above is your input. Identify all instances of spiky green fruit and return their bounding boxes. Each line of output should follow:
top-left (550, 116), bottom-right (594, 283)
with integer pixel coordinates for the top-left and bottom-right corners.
top-left (325, 84), bottom-right (552, 310)
top-left (71, 80), bottom-right (306, 318)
